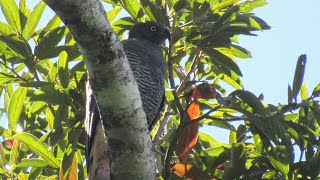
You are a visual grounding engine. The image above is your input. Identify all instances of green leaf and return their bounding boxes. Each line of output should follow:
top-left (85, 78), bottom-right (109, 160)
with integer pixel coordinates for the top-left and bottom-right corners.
top-left (267, 145), bottom-right (290, 175)
top-left (20, 81), bottom-right (51, 87)
top-left (230, 44), bottom-right (251, 58)
top-left (39, 15), bottom-right (62, 38)
top-left (119, 0), bottom-right (143, 21)
top-left (213, 0), bottom-right (239, 11)
top-left (312, 83), bottom-right (320, 97)
top-left (0, 73), bottom-right (21, 84)
top-left (0, 33), bottom-right (32, 59)
top-left (292, 54), bottom-right (307, 102)
top-left (236, 124), bottom-right (247, 142)
top-left (198, 132), bottom-right (218, 148)
top-left (213, 5), bottom-right (240, 32)
top-left (140, 0), bottom-right (169, 25)
top-left (10, 139), bottom-right (20, 168)
top-left (22, 1), bottom-right (46, 40)
top-left (0, 20), bottom-right (16, 35)
top-left (12, 132), bottom-right (59, 168)
top-left (203, 48), bottom-right (242, 76)
top-left (239, 0), bottom-right (268, 13)
top-left (16, 158), bottom-right (49, 168)
top-left (57, 51), bottom-right (69, 88)
top-left (19, 0), bottom-right (31, 30)
top-left (288, 84), bottom-right (293, 103)
top-left (30, 84), bottom-right (68, 105)
top-left (107, 7), bottom-right (122, 22)
top-left (224, 143), bottom-right (247, 179)
top-left (8, 87), bottom-right (27, 130)
top-left (35, 27), bottom-right (68, 60)
top-left (300, 83), bottom-right (308, 100)
top-left (207, 119), bottom-right (235, 130)
top-left (0, 0), bottom-right (21, 32)
top-left (230, 90), bottom-right (266, 116)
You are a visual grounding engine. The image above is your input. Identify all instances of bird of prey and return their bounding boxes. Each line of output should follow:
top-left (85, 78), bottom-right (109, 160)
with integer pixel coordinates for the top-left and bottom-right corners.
top-left (85, 21), bottom-right (170, 179)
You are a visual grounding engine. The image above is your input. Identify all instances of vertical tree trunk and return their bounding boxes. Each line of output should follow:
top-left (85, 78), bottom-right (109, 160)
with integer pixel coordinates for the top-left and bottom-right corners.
top-left (43, 0), bottom-right (156, 179)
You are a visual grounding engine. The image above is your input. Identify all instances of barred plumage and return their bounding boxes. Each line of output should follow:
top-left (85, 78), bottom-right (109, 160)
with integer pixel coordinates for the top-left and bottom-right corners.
top-left (85, 21), bottom-right (170, 179)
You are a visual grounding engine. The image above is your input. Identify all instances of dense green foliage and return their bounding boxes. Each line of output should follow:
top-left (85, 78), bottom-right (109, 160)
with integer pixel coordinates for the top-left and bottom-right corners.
top-left (0, 0), bottom-right (319, 179)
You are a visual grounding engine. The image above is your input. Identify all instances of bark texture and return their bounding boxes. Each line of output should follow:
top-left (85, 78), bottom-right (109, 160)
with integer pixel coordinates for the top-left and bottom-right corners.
top-left (43, 0), bottom-right (156, 179)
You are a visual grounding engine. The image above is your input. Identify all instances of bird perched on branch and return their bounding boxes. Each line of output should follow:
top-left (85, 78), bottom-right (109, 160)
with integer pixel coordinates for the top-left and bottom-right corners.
top-left (85, 21), bottom-right (170, 179)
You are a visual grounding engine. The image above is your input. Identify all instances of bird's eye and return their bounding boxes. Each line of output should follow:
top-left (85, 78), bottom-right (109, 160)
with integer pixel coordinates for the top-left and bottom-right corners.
top-left (150, 26), bottom-right (157, 31)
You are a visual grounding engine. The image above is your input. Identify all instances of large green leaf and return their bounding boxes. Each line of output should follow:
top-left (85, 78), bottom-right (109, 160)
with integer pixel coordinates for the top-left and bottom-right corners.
top-left (107, 7), bottom-right (122, 22)
top-left (8, 87), bottom-right (27, 131)
top-left (230, 90), bottom-right (266, 116)
top-left (0, 33), bottom-right (32, 59)
top-left (0, 21), bottom-right (16, 35)
top-left (19, 0), bottom-right (31, 30)
top-left (198, 132), bottom-right (218, 148)
top-left (140, 0), bottom-right (169, 25)
top-left (239, 0), bottom-right (268, 13)
top-left (292, 54), bottom-right (307, 102)
top-left (35, 27), bottom-right (67, 59)
top-left (30, 84), bottom-right (69, 105)
top-left (119, 0), bottom-right (143, 21)
top-left (0, 0), bottom-right (21, 32)
top-left (224, 143), bottom-right (246, 179)
top-left (203, 48), bottom-right (242, 76)
top-left (12, 132), bottom-right (60, 168)
top-left (9, 139), bottom-right (20, 168)
top-left (57, 51), bottom-right (69, 88)
top-left (312, 83), bottom-right (320, 97)
top-left (22, 1), bottom-right (46, 40)
top-left (16, 158), bottom-right (49, 168)
top-left (267, 145), bottom-right (290, 175)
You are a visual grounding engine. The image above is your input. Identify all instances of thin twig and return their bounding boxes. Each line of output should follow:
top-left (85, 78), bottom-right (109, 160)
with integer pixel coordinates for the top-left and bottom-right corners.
top-left (0, 60), bottom-right (29, 83)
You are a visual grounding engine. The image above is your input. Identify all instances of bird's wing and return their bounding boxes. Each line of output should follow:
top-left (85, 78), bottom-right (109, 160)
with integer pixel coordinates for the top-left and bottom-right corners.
top-left (85, 81), bottom-right (110, 179)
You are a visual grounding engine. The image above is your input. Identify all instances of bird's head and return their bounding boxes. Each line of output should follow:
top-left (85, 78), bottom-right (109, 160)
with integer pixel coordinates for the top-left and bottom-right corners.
top-left (128, 21), bottom-right (171, 45)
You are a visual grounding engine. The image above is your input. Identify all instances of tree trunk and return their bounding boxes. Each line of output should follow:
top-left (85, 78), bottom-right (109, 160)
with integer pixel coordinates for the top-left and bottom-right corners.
top-left (43, 0), bottom-right (156, 179)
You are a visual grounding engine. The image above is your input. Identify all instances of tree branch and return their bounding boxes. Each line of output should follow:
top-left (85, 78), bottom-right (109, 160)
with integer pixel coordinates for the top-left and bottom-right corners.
top-left (43, 0), bottom-right (155, 179)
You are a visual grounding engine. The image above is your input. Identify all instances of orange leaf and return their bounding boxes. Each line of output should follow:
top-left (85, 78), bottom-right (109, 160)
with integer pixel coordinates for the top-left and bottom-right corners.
top-left (5, 139), bottom-right (14, 149)
top-left (187, 101), bottom-right (200, 120)
top-left (171, 162), bottom-right (193, 177)
top-left (68, 153), bottom-right (78, 180)
top-left (177, 122), bottom-right (199, 162)
top-left (190, 83), bottom-right (218, 99)
top-left (172, 162), bottom-right (215, 180)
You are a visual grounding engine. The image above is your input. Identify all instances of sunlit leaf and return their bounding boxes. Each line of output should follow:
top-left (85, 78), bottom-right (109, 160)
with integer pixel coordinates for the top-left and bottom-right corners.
top-left (171, 162), bottom-right (193, 177)
top-left (119, 0), bottom-right (143, 21)
top-left (12, 132), bottom-right (59, 168)
top-left (198, 132), bottom-right (218, 148)
top-left (107, 7), bottom-right (122, 22)
top-left (57, 51), bottom-right (69, 88)
top-left (16, 158), bottom-right (49, 168)
top-left (267, 145), bottom-right (290, 175)
top-left (8, 87), bottom-right (27, 131)
top-left (9, 139), bottom-right (20, 167)
top-left (204, 48), bottom-right (242, 76)
top-left (312, 83), bottom-right (320, 97)
top-left (22, 1), bottom-right (46, 40)
top-left (0, 0), bottom-right (21, 32)
top-left (30, 84), bottom-right (69, 105)
top-left (300, 83), bottom-right (308, 100)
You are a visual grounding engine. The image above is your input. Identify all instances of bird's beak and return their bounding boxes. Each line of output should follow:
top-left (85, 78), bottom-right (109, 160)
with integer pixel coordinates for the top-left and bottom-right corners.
top-left (162, 27), bottom-right (171, 46)
top-left (165, 28), bottom-right (171, 42)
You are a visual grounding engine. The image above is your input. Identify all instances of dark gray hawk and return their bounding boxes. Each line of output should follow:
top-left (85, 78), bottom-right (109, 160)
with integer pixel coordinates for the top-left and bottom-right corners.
top-left (85, 21), bottom-right (170, 179)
